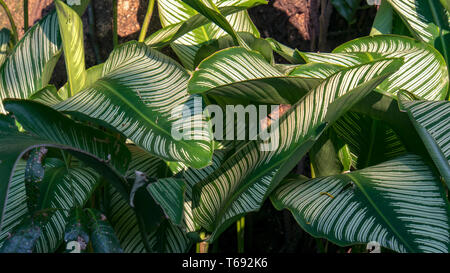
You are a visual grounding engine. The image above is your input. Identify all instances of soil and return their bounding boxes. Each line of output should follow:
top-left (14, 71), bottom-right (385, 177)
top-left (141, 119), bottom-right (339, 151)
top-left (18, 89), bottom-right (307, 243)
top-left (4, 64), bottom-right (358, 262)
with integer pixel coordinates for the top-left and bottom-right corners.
top-left (0, 0), bottom-right (377, 253)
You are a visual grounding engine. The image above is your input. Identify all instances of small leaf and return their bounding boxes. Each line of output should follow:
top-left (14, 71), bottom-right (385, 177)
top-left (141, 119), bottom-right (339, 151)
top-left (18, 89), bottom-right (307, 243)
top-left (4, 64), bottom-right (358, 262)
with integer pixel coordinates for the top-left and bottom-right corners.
top-left (147, 178), bottom-right (186, 226)
top-left (0, 216), bottom-right (41, 253)
top-left (87, 209), bottom-right (123, 253)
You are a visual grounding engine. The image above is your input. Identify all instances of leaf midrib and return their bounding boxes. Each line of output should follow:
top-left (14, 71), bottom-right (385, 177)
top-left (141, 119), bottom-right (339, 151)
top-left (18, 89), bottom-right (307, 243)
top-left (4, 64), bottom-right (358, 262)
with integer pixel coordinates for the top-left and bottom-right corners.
top-left (346, 172), bottom-right (415, 253)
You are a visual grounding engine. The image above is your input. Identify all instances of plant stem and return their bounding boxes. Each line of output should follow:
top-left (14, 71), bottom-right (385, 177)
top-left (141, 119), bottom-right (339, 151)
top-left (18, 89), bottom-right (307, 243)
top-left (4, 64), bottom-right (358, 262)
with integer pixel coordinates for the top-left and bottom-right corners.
top-left (316, 238), bottom-right (326, 253)
top-left (87, 3), bottom-right (102, 64)
top-left (138, 0), bottom-right (155, 42)
top-left (23, 0), bottom-right (28, 32)
top-left (196, 232), bottom-right (209, 253)
top-left (237, 216), bottom-right (245, 253)
top-left (0, 0), bottom-right (18, 44)
top-left (112, 0), bottom-right (118, 47)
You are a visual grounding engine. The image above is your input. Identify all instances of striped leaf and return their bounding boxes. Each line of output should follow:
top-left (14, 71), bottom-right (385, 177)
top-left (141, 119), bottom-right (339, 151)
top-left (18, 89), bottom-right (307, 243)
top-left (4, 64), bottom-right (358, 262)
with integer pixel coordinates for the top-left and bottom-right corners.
top-left (349, 90), bottom-right (430, 160)
top-left (148, 219), bottom-right (192, 253)
top-left (193, 32), bottom-right (274, 66)
top-left (147, 178), bottom-right (186, 226)
top-left (146, 1), bottom-right (265, 49)
top-left (192, 58), bottom-right (402, 241)
top-left (158, 0), bottom-right (261, 69)
top-left (181, 0), bottom-right (251, 47)
top-left (106, 146), bottom-right (191, 253)
top-left (55, 42), bottom-right (213, 169)
top-left (370, 0), bottom-right (413, 37)
top-left (0, 161), bottom-right (27, 248)
top-left (289, 63), bottom-right (343, 79)
top-left (0, 12), bottom-right (61, 114)
top-left (333, 35), bottom-right (449, 100)
top-left (125, 145), bottom-right (170, 179)
top-left (398, 91), bottom-right (450, 189)
top-left (106, 185), bottom-right (150, 253)
top-left (386, 0), bottom-right (449, 65)
top-left (0, 28), bottom-right (10, 66)
top-left (106, 184), bottom-right (192, 253)
top-left (271, 154), bottom-right (450, 253)
top-left (333, 111), bottom-right (407, 169)
top-left (35, 166), bottom-right (101, 253)
top-left (182, 148), bottom-right (227, 233)
top-left (188, 47), bottom-right (322, 104)
top-left (0, 100), bottom-right (131, 236)
top-left (55, 0), bottom-right (87, 96)
top-left (29, 85), bottom-right (63, 106)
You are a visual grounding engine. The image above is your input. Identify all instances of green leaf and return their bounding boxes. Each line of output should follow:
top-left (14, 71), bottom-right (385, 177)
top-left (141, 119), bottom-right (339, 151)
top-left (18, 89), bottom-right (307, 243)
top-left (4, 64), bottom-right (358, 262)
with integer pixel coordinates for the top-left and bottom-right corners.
top-left (192, 58), bottom-right (402, 241)
top-left (370, 0), bottom-right (413, 36)
top-left (64, 208), bottom-right (90, 253)
top-left (147, 178), bottom-right (186, 226)
top-left (146, 1), bottom-right (265, 49)
top-left (157, 0), bottom-right (262, 69)
top-left (188, 47), bottom-right (322, 104)
top-left (310, 129), bottom-right (346, 177)
top-left (86, 209), bottom-right (123, 253)
top-left (398, 91), bottom-right (450, 189)
top-left (55, 42), bottom-right (213, 169)
top-left (333, 111), bottom-right (407, 169)
top-left (55, 0), bottom-right (87, 96)
top-left (386, 0), bottom-right (449, 66)
top-left (0, 100), bottom-right (131, 235)
top-left (349, 91), bottom-right (429, 160)
top-left (193, 32), bottom-right (274, 66)
top-left (0, 161), bottom-right (27, 248)
top-left (175, 146), bottom-right (228, 233)
top-left (181, 0), bottom-right (250, 47)
top-left (266, 38), bottom-right (305, 64)
top-left (35, 165), bottom-right (100, 252)
top-left (29, 85), bottom-right (63, 106)
top-left (289, 63), bottom-right (343, 79)
top-left (371, 0), bottom-right (393, 35)
top-left (0, 28), bottom-right (10, 66)
top-left (149, 219), bottom-right (192, 253)
top-left (0, 216), bottom-right (41, 253)
top-left (0, 12), bottom-right (61, 113)
top-left (24, 147), bottom-right (48, 214)
top-left (308, 35), bottom-right (449, 100)
top-left (271, 154), bottom-right (450, 253)
top-left (441, 0), bottom-right (449, 10)
top-left (106, 146), bottom-right (167, 253)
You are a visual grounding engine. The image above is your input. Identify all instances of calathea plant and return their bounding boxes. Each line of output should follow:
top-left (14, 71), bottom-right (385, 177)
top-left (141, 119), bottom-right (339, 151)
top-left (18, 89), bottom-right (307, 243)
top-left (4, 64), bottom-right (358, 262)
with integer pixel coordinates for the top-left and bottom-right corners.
top-left (0, 0), bottom-right (448, 253)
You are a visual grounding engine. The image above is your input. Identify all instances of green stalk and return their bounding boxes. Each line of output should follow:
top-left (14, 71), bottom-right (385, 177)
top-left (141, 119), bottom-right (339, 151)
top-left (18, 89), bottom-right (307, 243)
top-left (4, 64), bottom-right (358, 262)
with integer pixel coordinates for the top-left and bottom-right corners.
top-left (138, 0), bottom-right (155, 42)
top-left (23, 0), bottom-right (28, 32)
top-left (0, 0), bottom-right (18, 44)
top-left (112, 0), bottom-right (118, 47)
top-left (237, 216), bottom-right (245, 253)
top-left (316, 238), bottom-right (326, 253)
